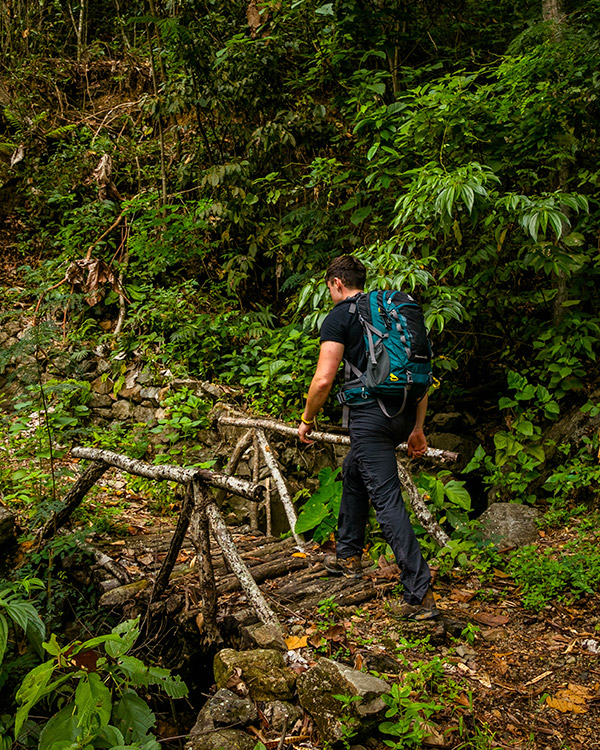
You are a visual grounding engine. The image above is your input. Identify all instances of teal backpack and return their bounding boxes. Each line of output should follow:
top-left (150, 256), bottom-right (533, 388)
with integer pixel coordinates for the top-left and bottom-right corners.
top-left (338, 290), bottom-right (433, 417)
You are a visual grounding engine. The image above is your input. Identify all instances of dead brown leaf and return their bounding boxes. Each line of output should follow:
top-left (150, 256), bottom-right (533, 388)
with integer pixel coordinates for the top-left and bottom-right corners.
top-left (546, 684), bottom-right (593, 714)
top-left (472, 612), bottom-right (510, 627)
top-left (546, 696), bottom-right (587, 714)
top-left (285, 635), bottom-right (308, 650)
top-left (450, 588), bottom-right (477, 603)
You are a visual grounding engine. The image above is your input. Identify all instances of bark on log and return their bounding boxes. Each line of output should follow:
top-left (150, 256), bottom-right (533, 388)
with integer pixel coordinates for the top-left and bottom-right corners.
top-left (203, 500), bottom-right (280, 629)
top-left (216, 554), bottom-right (309, 594)
top-left (256, 429), bottom-right (304, 548)
top-left (100, 579), bottom-right (150, 607)
top-left (151, 481), bottom-right (195, 601)
top-left (38, 461), bottom-right (110, 540)
top-left (71, 447), bottom-right (264, 500)
top-left (396, 459), bottom-right (449, 548)
top-left (217, 415), bottom-right (458, 462)
top-left (190, 481), bottom-right (220, 645)
top-left (250, 432), bottom-right (260, 530)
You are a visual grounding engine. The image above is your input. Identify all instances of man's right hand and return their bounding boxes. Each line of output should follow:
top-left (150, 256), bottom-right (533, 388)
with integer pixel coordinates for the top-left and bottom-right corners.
top-left (298, 421), bottom-right (314, 444)
top-left (407, 428), bottom-right (427, 457)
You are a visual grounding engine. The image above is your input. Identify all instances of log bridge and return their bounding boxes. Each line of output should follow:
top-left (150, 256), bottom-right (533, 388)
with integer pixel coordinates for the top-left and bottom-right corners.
top-left (44, 415), bottom-right (457, 641)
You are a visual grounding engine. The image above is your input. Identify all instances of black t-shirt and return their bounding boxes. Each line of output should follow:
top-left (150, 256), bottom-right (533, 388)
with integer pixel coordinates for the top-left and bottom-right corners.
top-left (319, 295), bottom-right (365, 372)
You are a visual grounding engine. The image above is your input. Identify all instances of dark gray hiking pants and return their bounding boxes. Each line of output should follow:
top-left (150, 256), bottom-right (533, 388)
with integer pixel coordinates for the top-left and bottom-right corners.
top-left (335, 402), bottom-right (431, 604)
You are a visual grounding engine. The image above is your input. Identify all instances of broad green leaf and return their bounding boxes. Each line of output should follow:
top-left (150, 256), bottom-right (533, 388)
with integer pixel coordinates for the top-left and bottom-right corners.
top-left (116, 657), bottom-right (188, 699)
top-left (527, 445), bottom-right (546, 463)
top-left (112, 690), bottom-right (155, 744)
top-left (315, 3), bottom-right (334, 15)
top-left (104, 618), bottom-right (140, 659)
top-left (515, 420), bottom-right (534, 437)
top-left (75, 673), bottom-right (112, 731)
top-left (366, 82), bottom-right (386, 95)
top-left (350, 206), bottom-right (372, 225)
top-left (38, 706), bottom-right (80, 750)
top-left (444, 482), bottom-right (472, 511)
top-left (5, 601), bottom-right (39, 634)
top-left (96, 724), bottom-right (125, 748)
top-left (493, 433), bottom-right (508, 450)
top-left (0, 616), bottom-right (7, 666)
top-left (14, 661), bottom-right (57, 738)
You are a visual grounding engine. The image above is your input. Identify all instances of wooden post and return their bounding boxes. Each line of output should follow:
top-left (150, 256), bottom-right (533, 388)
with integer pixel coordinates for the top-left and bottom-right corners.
top-left (264, 477), bottom-right (272, 538)
top-left (38, 461), bottom-right (109, 541)
top-left (250, 432), bottom-right (260, 530)
top-left (151, 483), bottom-right (195, 602)
top-left (396, 459), bottom-right (449, 548)
top-left (256, 429), bottom-right (304, 548)
top-left (189, 481), bottom-right (220, 646)
top-left (203, 500), bottom-right (280, 629)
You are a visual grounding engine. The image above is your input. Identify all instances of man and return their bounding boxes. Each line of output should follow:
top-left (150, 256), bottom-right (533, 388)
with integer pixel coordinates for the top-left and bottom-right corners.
top-left (298, 255), bottom-right (437, 620)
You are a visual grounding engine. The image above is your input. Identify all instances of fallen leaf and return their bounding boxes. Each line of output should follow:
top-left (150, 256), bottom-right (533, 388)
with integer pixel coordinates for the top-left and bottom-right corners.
top-left (291, 552), bottom-right (307, 558)
top-left (565, 683), bottom-right (593, 699)
top-left (285, 635), bottom-right (308, 650)
top-left (472, 612), bottom-right (509, 627)
top-left (450, 588), bottom-right (477, 603)
top-left (493, 568), bottom-right (511, 578)
top-left (422, 721), bottom-right (448, 747)
top-left (546, 696), bottom-right (587, 714)
top-left (322, 624), bottom-right (347, 642)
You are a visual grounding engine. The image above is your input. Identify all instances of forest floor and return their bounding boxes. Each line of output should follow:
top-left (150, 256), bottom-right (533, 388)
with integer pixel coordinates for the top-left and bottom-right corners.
top-left (59, 472), bottom-right (600, 750)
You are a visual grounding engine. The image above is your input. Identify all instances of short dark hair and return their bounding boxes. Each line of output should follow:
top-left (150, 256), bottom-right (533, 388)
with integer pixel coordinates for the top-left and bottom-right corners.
top-left (325, 255), bottom-right (366, 290)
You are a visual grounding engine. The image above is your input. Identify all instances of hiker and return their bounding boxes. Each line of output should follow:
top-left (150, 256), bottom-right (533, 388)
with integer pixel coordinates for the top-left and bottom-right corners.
top-left (298, 255), bottom-right (438, 620)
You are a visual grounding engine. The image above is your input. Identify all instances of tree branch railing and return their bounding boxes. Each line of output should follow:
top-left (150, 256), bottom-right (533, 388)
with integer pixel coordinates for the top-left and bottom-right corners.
top-left (217, 413), bottom-right (457, 550)
top-left (43, 446), bottom-right (278, 638)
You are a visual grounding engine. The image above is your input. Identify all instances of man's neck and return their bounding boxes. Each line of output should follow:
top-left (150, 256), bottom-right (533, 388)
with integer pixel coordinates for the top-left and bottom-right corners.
top-left (341, 287), bottom-right (362, 300)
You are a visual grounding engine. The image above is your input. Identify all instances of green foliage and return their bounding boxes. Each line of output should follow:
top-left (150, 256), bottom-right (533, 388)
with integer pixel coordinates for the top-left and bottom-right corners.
top-left (12, 617), bottom-right (187, 748)
top-left (507, 516), bottom-right (600, 610)
top-left (294, 467), bottom-right (342, 543)
top-left (379, 659), bottom-right (446, 748)
top-left (0, 579), bottom-right (46, 669)
top-left (417, 471), bottom-right (471, 532)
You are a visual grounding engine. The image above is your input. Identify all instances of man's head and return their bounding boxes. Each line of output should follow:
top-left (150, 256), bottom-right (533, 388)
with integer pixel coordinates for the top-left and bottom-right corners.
top-left (325, 256), bottom-right (366, 302)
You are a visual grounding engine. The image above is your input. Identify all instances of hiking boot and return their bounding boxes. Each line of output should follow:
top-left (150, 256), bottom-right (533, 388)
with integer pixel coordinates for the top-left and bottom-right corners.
top-left (323, 554), bottom-right (363, 579)
top-left (391, 587), bottom-right (439, 621)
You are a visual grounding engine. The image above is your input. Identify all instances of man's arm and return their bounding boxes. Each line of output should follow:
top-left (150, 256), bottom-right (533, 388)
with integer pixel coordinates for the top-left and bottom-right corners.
top-left (407, 392), bottom-right (428, 457)
top-left (298, 341), bottom-right (344, 444)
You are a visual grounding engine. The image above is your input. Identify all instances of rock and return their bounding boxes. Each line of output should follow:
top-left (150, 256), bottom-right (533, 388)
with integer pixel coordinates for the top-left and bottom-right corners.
top-left (240, 622), bottom-right (287, 652)
top-left (89, 393), bottom-right (113, 409)
top-left (118, 385), bottom-right (142, 402)
top-left (96, 359), bottom-right (112, 376)
top-left (478, 502), bottom-right (542, 550)
top-left (190, 689), bottom-right (258, 735)
top-left (17, 365), bottom-right (39, 385)
top-left (186, 729), bottom-right (257, 750)
top-left (91, 375), bottom-right (114, 395)
top-left (132, 405), bottom-right (157, 426)
top-left (111, 400), bottom-right (133, 420)
top-left (214, 648), bottom-right (296, 702)
top-left (0, 506), bottom-right (16, 546)
top-left (427, 433), bottom-right (478, 469)
top-left (136, 370), bottom-right (155, 385)
top-left (261, 700), bottom-right (303, 733)
top-left (139, 386), bottom-right (161, 404)
top-left (431, 412), bottom-right (464, 431)
top-left (355, 650), bottom-right (403, 675)
top-left (297, 657), bottom-right (391, 745)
